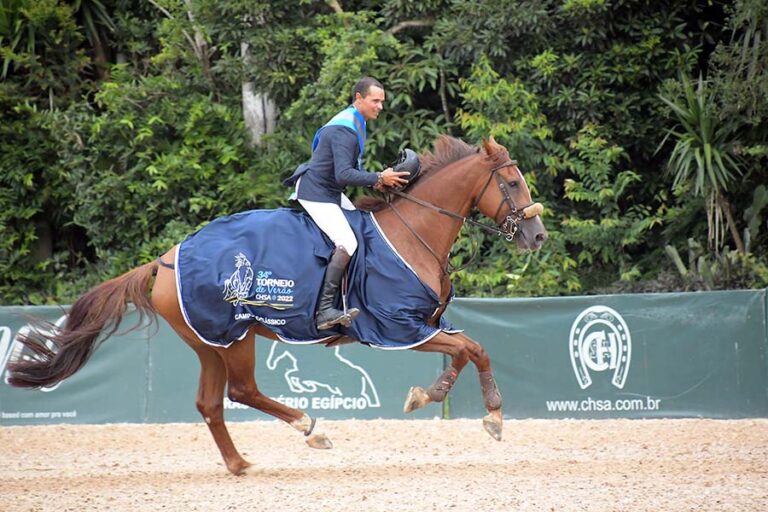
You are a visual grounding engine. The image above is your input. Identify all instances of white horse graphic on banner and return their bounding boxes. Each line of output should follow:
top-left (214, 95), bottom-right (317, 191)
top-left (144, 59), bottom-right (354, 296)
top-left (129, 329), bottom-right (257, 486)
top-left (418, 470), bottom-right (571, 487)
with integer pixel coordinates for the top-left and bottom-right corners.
top-left (265, 341), bottom-right (380, 408)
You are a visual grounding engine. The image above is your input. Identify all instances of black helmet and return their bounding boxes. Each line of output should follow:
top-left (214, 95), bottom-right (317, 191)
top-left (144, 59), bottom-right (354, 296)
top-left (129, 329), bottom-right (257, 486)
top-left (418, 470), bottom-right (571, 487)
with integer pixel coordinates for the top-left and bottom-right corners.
top-left (391, 148), bottom-right (421, 188)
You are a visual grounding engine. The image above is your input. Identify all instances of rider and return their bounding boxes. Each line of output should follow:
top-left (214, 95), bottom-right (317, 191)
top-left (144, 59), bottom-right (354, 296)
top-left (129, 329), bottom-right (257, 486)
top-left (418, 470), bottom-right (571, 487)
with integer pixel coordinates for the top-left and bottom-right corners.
top-left (284, 77), bottom-right (409, 330)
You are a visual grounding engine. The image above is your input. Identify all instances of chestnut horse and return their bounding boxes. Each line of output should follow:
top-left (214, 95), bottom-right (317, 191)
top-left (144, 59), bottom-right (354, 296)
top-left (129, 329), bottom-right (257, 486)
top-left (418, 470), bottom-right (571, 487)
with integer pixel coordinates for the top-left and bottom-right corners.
top-left (8, 136), bottom-right (547, 475)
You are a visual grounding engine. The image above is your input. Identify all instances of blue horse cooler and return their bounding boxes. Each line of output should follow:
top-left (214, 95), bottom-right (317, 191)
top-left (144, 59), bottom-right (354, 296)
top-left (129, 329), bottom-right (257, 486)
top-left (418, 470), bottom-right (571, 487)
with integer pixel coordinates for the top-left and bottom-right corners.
top-left (175, 208), bottom-right (460, 348)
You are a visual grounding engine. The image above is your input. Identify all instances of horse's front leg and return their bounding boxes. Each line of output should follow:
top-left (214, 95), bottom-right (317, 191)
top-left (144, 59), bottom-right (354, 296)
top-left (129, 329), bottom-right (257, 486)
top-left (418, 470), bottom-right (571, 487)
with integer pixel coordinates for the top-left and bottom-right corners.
top-left (404, 332), bottom-right (467, 413)
top-left (406, 332), bottom-right (503, 441)
top-left (462, 332), bottom-right (503, 441)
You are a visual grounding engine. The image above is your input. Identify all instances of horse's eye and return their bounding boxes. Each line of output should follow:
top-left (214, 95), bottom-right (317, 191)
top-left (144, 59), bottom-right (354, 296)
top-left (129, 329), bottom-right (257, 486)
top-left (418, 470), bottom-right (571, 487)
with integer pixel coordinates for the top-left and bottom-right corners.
top-left (507, 181), bottom-right (519, 188)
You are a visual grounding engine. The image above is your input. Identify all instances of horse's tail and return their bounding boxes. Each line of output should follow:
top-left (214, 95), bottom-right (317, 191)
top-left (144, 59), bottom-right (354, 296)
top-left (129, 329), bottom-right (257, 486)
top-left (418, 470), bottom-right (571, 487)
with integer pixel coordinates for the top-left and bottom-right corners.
top-left (7, 260), bottom-right (160, 389)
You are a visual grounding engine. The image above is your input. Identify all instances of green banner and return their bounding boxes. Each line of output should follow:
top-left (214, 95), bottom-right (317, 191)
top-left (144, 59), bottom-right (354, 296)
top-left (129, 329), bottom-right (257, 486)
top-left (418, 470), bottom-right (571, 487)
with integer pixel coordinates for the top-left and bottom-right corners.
top-left (2, 289), bottom-right (767, 424)
top-left (0, 306), bottom-right (442, 424)
top-left (0, 306), bottom-right (149, 424)
top-left (145, 320), bottom-right (443, 423)
top-left (445, 290), bottom-right (768, 419)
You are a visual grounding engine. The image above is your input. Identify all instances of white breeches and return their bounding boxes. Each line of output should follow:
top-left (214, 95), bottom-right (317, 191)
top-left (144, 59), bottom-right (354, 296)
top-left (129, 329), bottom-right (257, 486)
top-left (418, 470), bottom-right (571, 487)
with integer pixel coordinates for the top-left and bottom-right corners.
top-left (297, 180), bottom-right (358, 255)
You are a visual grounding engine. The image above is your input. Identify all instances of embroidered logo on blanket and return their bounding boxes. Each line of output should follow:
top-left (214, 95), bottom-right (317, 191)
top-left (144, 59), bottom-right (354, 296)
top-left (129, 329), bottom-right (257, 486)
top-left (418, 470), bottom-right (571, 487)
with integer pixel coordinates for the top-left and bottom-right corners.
top-left (222, 252), bottom-right (295, 310)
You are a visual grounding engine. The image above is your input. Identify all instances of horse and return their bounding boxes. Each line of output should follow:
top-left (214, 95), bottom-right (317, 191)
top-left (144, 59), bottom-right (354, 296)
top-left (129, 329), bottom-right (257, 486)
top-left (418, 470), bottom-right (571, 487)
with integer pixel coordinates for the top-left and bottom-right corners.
top-left (7, 135), bottom-right (547, 475)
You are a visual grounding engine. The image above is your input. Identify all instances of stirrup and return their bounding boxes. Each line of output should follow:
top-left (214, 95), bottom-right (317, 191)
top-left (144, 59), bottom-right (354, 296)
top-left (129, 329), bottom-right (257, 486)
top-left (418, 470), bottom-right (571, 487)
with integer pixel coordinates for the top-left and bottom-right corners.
top-left (316, 308), bottom-right (360, 330)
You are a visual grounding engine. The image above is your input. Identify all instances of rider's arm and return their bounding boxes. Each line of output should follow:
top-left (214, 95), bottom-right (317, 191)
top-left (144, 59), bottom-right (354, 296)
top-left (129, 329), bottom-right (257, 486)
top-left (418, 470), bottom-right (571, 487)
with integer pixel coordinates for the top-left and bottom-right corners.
top-left (328, 127), bottom-right (379, 188)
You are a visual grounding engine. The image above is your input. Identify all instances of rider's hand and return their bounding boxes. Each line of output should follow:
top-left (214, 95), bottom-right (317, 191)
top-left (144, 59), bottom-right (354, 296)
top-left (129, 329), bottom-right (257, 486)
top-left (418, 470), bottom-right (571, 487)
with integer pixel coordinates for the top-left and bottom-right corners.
top-left (378, 167), bottom-right (411, 188)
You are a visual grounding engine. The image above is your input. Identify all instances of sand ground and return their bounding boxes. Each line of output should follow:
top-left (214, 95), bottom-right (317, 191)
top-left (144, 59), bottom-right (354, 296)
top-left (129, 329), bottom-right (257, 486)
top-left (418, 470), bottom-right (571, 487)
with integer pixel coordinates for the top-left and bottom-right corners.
top-left (1, 418), bottom-right (766, 512)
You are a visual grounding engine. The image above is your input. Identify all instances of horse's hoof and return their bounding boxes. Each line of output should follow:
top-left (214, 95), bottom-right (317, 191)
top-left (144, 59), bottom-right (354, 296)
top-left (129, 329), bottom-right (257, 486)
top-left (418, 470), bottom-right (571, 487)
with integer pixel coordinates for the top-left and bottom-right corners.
top-left (228, 460), bottom-right (252, 476)
top-left (291, 413), bottom-right (314, 434)
top-left (306, 433), bottom-right (333, 449)
top-left (403, 386), bottom-right (431, 413)
top-left (482, 410), bottom-right (503, 441)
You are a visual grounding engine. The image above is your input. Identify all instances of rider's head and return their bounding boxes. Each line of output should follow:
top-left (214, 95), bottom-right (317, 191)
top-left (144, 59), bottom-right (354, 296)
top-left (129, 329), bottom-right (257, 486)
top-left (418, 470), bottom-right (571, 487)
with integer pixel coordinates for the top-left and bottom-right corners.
top-left (352, 77), bottom-right (385, 121)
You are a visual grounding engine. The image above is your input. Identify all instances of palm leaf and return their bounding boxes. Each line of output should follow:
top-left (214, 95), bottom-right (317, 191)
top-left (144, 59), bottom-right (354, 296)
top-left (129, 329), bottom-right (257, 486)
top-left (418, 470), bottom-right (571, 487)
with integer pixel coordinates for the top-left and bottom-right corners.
top-left (658, 74), bottom-right (745, 250)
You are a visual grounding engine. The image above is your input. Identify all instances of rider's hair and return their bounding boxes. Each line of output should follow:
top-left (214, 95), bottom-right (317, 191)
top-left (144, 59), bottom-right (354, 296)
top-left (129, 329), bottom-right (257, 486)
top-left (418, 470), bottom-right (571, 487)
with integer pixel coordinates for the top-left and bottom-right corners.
top-left (352, 77), bottom-right (383, 100)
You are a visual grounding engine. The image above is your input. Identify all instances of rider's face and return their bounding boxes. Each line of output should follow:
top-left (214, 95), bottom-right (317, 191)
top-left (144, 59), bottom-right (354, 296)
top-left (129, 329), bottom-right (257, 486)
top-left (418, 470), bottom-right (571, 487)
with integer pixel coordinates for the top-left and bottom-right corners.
top-left (354, 86), bottom-right (385, 121)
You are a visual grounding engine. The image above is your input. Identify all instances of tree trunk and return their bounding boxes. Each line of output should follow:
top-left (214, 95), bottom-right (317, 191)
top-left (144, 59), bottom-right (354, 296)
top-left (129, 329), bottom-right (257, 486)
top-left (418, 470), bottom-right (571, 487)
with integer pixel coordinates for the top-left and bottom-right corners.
top-left (183, 0), bottom-right (212, 83)
top-left (439, 68), bottom-right (452, 134)
top-left (92, 36), bottom-right (110, 80)
top-left (32, 219), bottom-right (53, 263)
top-left (717, 192), bottom-right (745, 254)
top-left (241, 42), bottom-right (277, 147)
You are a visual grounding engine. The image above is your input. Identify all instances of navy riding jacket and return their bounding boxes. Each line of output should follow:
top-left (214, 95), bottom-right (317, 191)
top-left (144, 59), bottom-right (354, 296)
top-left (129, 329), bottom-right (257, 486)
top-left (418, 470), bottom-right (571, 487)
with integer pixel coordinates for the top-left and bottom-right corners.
top-left (284, 125), bottom-right (379, 205)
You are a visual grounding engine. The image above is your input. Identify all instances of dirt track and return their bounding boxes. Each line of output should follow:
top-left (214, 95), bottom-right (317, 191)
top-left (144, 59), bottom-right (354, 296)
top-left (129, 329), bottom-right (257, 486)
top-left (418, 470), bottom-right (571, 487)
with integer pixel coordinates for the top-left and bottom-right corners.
top-left (1, 418), bottom-right (766, 511)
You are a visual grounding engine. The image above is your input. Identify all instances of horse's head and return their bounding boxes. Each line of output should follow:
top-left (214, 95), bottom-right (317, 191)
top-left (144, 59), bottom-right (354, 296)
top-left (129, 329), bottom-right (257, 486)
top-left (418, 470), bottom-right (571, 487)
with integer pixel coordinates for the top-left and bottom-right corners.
top-left (475, 137), bottom-right (548, 251)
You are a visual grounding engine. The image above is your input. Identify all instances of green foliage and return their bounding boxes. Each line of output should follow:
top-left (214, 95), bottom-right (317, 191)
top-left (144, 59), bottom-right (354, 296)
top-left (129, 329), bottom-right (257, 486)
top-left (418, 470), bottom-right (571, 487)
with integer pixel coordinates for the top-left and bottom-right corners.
top-left (450, 224), bottom-right (582, 297)
top-left (2, 0), bottom-right (767, 303)
top-left (281, 12), bottom-right (401, 147)
top-left (456, 56), bottom-right (551, 169)
top-left (61, 66), bottom-right (283, 256)
top-left (560, 124), bottom-right (659, 274)
top-left (512, 1), bottom-right (700, 159)
top-left (709, 0), bottom-right (768, 124)
top-left (665, 239), bottom-right (768, 291)
top-left (449, 59), bottom-right (580, 296)
top-left (71, 0), bottom-right (115, 59)
top-left (0, 95), bottom-right (92, 303)
top-left (192, 0), bottom-right (324, 107)
top-left (0, 91), bottom-right (57, 303)
top-left (659, 76), bottom-right (742, 198)
top-left (280, 11), bottom-right (456, 172)
top-left (744, 185), bottom-right (768, 245)
top-left (0, 0), bottom-right (89, 103)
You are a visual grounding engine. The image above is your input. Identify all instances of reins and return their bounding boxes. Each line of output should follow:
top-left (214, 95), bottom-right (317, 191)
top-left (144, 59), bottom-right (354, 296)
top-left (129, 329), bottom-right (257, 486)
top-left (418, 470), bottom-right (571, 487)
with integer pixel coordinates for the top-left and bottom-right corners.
top-left (385, 158), bottom-right (540, 275)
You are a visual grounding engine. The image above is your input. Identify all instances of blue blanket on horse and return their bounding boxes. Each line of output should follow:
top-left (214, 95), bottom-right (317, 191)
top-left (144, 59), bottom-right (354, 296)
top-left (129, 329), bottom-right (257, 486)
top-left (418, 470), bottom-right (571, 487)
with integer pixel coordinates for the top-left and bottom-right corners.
top-left (175, 208), bottom-right (459, 348)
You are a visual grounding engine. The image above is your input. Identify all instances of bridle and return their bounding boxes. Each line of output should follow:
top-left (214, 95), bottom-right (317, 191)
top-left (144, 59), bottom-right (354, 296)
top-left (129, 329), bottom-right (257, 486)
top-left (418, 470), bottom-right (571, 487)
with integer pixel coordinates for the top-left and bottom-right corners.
top-left (386, 158), bottom-right (542, 274)
top-left (473, 158), bottom-right (537, 242)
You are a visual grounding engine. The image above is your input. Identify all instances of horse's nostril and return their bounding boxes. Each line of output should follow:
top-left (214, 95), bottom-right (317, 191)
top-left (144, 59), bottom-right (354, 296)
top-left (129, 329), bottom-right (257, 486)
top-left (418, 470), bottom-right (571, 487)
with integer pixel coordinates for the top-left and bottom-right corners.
top-left (535, 232), bottom-right (547, 242)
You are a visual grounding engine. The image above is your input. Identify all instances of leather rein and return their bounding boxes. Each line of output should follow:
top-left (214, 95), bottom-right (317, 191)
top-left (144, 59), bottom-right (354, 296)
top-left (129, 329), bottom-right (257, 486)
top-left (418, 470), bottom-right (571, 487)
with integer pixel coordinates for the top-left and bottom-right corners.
top-left (386, 159), bottom-right (536, 275)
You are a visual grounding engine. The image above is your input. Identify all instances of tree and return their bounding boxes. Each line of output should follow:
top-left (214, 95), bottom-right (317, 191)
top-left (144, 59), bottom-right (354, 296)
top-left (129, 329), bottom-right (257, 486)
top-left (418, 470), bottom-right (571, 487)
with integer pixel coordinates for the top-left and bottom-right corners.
top-left (2, 0), bottom-right (767, 303)
top-left (659, 75), bottom-right (745, 253)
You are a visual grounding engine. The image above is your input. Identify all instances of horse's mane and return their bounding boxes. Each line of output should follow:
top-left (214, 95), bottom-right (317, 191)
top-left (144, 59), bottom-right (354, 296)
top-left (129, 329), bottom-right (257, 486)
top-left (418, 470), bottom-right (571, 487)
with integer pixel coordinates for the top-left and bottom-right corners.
top-left (355, 135), bottom-right (480, 212)
top-left (419, 135), bottom-right (480, 177)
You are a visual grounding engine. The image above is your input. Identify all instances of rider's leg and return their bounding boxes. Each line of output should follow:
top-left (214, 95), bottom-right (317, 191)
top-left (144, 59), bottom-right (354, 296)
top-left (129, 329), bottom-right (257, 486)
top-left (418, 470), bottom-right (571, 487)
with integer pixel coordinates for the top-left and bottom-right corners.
top-left (297, 198), bottom-right (360, 330)
top-left (314, 247), bottom-right (360, 329)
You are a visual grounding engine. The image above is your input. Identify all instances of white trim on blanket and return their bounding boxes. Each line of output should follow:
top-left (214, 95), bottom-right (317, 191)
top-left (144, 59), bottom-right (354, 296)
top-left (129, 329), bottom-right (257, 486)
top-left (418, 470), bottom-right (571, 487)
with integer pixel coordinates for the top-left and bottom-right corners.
top-left (367, 212), bottom-right (465, 348)
top-left (366, 327), bottom-right (440, 350)
top-left (277, 326), bottom-right (458, 351)
top-left (369, 212), bottom-right (420, 277)
top-left (275, 333), bottom-right (335, 345)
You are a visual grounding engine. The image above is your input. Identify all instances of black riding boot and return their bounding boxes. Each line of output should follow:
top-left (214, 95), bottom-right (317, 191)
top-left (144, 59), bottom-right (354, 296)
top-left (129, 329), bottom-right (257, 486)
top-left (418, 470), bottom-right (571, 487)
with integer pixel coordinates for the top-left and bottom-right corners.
top-left (315, 248), bottom-right (360, 330)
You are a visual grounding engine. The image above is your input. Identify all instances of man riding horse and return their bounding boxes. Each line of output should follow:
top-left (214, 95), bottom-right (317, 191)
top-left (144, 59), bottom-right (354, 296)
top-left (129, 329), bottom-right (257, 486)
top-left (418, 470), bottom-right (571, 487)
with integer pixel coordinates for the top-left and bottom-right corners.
top-left (283, 77), bottom-right (410, 331)
top-left (6, 75), bottom-right (549, 476)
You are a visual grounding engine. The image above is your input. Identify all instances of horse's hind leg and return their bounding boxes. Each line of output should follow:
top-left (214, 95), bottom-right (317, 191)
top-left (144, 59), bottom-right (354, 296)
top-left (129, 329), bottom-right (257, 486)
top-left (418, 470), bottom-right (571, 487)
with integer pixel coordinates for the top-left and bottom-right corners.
top-left (152, 247), bottom-right (252, 475)
top-left (405, 331), bottom-right (503, 441)
top-left (190, 343), bottom-right (253, 475)
top-left (217, 331), bottom-right (333, 450)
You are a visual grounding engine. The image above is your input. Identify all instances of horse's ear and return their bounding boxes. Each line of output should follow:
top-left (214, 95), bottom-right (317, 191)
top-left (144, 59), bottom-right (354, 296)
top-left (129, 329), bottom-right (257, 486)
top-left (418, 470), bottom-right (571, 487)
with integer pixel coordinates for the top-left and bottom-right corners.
top-left (482, 137), bottom-right (497, 155)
